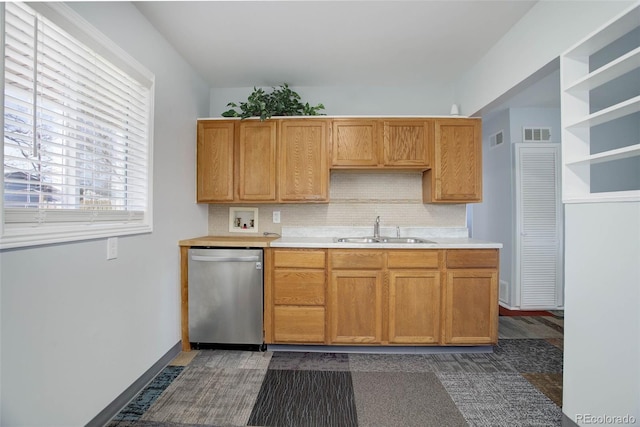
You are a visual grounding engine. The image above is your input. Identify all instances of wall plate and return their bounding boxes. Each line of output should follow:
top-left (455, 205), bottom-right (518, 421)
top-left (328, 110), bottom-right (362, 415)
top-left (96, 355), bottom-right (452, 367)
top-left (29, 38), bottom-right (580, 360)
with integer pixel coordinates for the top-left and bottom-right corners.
top-left (229, 207), bottom-right (259, 233)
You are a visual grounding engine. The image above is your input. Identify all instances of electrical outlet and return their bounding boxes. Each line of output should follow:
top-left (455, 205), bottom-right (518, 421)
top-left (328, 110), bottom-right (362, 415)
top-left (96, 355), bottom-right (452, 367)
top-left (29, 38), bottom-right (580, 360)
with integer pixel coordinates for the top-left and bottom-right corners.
top-left (107, 237), bottom-right (118, 260)
top-left (273, 211), bottom-right (281, 223)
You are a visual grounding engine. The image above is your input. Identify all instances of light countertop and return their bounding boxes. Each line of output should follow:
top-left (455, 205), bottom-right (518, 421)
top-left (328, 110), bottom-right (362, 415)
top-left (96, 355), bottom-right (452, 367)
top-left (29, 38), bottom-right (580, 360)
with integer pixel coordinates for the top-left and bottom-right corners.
top-left (268, 236), bottom-right (501, 249)
top-left (178, 235), bottom-right (278, 247)
top-left (179, 227), bottom-right (501, 249)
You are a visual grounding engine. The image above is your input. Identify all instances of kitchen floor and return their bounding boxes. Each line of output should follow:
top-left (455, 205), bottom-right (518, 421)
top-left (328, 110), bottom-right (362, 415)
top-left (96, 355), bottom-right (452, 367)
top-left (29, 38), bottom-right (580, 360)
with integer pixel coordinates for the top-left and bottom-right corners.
top-left (108, 313), bottom-right (564, 427)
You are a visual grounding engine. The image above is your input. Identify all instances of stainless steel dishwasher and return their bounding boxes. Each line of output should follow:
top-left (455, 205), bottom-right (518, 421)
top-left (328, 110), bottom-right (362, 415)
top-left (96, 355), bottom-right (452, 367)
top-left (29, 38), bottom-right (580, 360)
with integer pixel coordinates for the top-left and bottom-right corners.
top-left (188, 247), bottom-right (264, 350)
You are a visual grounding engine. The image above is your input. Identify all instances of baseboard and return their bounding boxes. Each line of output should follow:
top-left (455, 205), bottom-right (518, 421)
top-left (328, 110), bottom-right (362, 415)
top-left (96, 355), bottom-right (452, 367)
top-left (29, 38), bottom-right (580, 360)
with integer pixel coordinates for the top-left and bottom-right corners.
top-left (86, 341), bottom-right (182, 427)
top-left (267, 344), bottom-right (494, 354)
top-left (562, 413), bottom-right (580, 427)
top-left (499, 306), bottom-right (554, 316)
top-left (499, 301), bottom-right (519, 310)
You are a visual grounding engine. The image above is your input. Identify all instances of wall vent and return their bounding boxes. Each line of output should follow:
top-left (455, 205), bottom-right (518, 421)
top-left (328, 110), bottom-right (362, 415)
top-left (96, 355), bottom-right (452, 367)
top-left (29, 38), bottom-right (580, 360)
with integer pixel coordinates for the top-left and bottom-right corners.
top-left (490, 130), bottom-right (504, 148)
top-left (523, 127), bottom-right (551, 142)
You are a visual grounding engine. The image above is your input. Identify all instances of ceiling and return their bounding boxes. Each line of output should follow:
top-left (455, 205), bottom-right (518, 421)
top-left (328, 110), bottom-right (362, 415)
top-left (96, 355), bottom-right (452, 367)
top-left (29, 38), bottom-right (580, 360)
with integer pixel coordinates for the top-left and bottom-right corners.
top-left (134, 1), bottom-right (539, 90)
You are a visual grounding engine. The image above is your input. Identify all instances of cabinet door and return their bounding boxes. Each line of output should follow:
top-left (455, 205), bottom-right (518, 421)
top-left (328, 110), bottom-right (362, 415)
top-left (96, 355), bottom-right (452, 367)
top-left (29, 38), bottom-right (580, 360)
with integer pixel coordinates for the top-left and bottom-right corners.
top-left (381, 120), bottom-right (431, 167)
top-left (238, 121), bottom-right (277, 201)
top-left (388, 270), bottom-right (440, 344)
top-left (443, 270), bottom-right (498, 344)
top-left (426, 119), bottom-right (482, 202)
top-left (278, 120), bottom-right (329, 201)
top-left (332, 119), bottom-right (379, 167)
top-left (197, 121), bottom-right (235, 202)
top-left (329, 270), bottom-right (383, 344)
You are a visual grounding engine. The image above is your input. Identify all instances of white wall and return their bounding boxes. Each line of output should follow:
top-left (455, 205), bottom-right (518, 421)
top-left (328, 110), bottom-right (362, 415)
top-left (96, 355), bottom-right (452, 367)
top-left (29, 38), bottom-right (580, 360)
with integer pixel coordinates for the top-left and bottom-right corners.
top-left (509, 108), bottom-right (561, 145)
top-left (210, 84), bottom-right (455, 118)
top-left (455, 1), bottom-right (634, 116)
top-left (0, 2), bottom-right (210, 426)
top-left (472, 110), bottom-right (514, 303)
top-left (473, 106), bottom-right (562, 307)
top-left (563, 202), bottom-right (640, 423)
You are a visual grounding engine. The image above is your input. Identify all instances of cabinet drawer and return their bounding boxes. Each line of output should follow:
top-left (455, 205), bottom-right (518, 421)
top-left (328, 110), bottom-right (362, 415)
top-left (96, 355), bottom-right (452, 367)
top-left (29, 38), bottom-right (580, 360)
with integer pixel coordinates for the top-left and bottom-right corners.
top-left (446, 249), bottom-right (498, 269)
top-left (273, 249), bottom-right (326, 268)
top-left (274, 270), bottom-right (325, 305)
top-left (387, 250), bottom-right (440, 269)
top-left (274, 306), bottom-right (325, 343)
top-left (330, 250), bottom-right (385, 269)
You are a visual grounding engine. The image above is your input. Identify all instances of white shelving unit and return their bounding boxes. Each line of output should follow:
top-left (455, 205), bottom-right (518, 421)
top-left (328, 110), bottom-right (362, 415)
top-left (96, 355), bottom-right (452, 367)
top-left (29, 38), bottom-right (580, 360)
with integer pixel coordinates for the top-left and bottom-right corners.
top-left (560, 3), bottom-right (640, 203)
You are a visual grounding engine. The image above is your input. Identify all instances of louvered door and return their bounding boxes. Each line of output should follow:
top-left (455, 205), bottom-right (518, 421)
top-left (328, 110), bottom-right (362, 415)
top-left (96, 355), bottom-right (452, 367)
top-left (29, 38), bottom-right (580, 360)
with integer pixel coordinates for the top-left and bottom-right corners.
top-left (515, 144), bottom-right (563, 309)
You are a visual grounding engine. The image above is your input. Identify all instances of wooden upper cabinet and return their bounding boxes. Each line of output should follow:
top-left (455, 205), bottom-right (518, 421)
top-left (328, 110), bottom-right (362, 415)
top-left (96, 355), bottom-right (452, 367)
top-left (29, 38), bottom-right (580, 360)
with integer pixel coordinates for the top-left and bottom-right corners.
top-left (424, 118), bottom-right (482, 203)
top-left (197, 121), bottom-right (235, 202)
top-left (331, 119), bottom-right (431, 169)
top-left (238, 121), bottom-right (277, 201)
top-left (278, 119), bottom-right (330, 202)
top-left (381, 119), bottom-right (432, 168)
top-left (197, 117), bottom-right (482, 204)
top-left (197, 119), bottom-right (277, 203)
top-left (332, 119), bottom-right (379, 167)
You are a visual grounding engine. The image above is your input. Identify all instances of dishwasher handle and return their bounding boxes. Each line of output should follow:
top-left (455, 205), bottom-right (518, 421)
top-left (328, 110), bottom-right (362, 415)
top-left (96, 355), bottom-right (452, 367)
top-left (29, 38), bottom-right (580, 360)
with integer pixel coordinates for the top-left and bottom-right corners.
top-left (191, 255), bottom-right (261, 262)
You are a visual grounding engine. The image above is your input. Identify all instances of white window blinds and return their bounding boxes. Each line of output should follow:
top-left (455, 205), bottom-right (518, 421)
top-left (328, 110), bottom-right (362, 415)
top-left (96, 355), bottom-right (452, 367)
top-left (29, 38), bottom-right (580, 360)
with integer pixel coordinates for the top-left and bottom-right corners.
top-left (2, 2), bottom-right (154, 248)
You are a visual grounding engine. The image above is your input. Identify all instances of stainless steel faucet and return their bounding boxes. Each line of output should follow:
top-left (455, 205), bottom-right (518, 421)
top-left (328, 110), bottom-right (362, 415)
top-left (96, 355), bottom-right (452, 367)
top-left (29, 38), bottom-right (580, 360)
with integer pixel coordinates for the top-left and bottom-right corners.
top-left (374, 216), bottom-right (380, 238)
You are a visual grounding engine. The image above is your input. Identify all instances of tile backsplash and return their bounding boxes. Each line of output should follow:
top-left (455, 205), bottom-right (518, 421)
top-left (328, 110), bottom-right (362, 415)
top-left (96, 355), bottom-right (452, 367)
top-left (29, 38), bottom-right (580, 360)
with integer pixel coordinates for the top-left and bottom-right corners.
top-left (207, 171), bottom-right (467, 235)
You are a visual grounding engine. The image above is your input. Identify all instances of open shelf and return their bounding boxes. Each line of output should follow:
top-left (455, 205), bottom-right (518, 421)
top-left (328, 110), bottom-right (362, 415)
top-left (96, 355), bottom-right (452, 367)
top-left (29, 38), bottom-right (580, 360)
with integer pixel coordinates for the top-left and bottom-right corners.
top-left (561, 3), bottom-right (640, 203)
top-left (563, 189), bottom-right (640, 204)
top-left (565, 143), bottom-right (640, 166)
top-left (565, 95), bottom-right (640, 129)
top-left (563, 6), bottom-right (640, 59)
top-left (564, 47), bottom-right (640, 93)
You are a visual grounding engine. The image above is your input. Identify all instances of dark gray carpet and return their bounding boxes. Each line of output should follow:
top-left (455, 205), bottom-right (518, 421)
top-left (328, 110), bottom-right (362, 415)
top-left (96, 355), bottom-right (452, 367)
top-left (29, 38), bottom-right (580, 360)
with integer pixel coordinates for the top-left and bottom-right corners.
top-left (248, 369), bottom-right (358, 427)
top-left (438, 372), bottom-right (563, 426)
top-left (108, 314), bottom-right (566, 427)
top-left (349, 352), bottom-right (516, 373)
top-left (352, 371), bottom-right (468, 427)
top-left (136, 349), bottom-right (273, 425)
top-left (268, 350), bottom-right (350, 371)
top-left (494, 339), bottom-right (563, 373)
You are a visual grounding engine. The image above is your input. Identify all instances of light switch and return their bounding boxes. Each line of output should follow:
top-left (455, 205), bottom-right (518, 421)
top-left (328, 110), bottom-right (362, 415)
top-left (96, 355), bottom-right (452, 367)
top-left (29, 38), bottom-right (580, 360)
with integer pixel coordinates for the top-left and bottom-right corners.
top-left (273, 211), bottom-right (281, 223)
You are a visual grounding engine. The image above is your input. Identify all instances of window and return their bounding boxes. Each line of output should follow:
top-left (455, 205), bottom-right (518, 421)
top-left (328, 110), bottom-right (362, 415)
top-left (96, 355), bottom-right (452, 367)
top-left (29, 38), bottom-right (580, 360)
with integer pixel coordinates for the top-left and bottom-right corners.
top-left (1, 2), bottom-right (154, 249)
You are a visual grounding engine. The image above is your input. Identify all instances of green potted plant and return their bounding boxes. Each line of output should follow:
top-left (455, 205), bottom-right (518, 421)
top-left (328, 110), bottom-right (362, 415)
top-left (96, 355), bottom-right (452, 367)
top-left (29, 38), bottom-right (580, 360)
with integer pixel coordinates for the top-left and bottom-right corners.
top-left (222, 83), bottom-right (325, 121)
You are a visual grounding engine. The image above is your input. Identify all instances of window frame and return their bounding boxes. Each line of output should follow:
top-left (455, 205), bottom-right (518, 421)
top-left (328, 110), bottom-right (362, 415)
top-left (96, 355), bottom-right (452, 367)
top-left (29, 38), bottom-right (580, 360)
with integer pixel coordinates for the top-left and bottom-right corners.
top-left (1, 2), bottom-right (155, 249)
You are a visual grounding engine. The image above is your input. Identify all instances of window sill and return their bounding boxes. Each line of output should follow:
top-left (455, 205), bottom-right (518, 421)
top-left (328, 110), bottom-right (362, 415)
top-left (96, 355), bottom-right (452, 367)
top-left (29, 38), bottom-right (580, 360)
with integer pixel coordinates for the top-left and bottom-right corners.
top-left (0, 223), bottom-right (152, 250)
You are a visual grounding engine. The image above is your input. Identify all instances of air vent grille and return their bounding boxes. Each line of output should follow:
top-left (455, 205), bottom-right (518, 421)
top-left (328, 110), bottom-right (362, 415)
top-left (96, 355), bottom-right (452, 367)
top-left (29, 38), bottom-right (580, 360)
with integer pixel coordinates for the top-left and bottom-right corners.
top-left (523, 127), bottom-right (551, 142)
top-left (490, 130), bottom-right (504, 148)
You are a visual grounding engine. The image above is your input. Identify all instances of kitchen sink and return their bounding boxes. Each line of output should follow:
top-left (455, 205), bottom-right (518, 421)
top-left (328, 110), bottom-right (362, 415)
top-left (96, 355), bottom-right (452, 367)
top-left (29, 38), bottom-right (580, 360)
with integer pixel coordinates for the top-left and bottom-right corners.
top-left (334, 237), bottom-right (380, 243)
top-left (334, 237), bottom-right (435, 244)
top-left (379, 237), bottom-right (435, 244)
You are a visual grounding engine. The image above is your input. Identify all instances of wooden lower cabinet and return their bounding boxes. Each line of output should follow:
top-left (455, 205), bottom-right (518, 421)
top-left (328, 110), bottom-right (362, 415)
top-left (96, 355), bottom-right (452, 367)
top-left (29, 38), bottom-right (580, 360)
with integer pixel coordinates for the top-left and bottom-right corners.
top-left (328, 249), bottom-right (441, 345)
top-left (443, 258), bottom-right (499, 344)
top-left (329, 270), bottom-right (384, 344)
top-left (266, 249), bottom-right (327, 344)
top-left (388, 270), bottom-right (440, 344)
top-left (264, 248), bottom-right (498, 347)
top-left (273, 306), bottom-right (325, 343)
